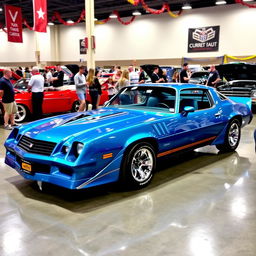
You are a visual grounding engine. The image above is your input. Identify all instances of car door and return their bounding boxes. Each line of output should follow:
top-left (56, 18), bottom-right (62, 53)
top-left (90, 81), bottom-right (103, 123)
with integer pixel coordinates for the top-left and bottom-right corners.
top-left (43, 90), bottom-right (73, 114)
top-left (171, 88), bottom-right (225, 149)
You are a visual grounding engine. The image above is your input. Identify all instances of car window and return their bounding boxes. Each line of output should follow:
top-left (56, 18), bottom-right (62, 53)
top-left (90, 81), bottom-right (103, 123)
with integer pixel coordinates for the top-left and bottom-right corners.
top-left (14, 80), bottom-right (29, 90)
top-left (216, 91), bottom-right (228, 100)
top-left (179, 89), bottom-right (213, 112)
top-left (108, 86), bottom-right (176, 113)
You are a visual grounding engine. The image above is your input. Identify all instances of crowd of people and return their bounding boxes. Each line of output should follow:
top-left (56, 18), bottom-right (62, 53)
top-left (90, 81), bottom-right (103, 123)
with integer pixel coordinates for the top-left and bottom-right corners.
top-left (0, 63), bottom-right (221, 129)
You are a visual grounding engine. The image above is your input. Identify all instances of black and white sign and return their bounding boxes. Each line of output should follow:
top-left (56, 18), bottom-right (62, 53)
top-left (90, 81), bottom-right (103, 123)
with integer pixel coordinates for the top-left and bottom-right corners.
top-left (188, 26), bottom-right (220, 53)
top-left (80, 39), bottom-right (87, 54)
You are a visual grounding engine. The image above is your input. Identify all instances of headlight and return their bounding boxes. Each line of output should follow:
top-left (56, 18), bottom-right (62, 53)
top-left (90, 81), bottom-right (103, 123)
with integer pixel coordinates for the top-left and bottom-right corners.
top-left (76, 142), bottom-right (84, 156)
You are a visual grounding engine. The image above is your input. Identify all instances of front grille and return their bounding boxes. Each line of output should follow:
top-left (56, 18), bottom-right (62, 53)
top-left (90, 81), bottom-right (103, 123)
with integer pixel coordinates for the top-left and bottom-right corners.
top-left (18, 135), bottom-right (56, 156)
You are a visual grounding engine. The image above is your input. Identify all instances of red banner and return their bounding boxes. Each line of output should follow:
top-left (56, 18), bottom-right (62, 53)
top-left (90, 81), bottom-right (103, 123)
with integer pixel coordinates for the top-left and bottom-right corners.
top-left (4, 5), bottom-right (23, 43)
top-left (33, 0), bottom-right (47, 32)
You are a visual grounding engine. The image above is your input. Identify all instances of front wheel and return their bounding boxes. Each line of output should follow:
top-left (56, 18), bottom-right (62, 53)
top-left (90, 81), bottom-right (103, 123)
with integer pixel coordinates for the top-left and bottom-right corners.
top-left (120, 142), bottom-right (156, 189)
top-left (216, 119), bottom-right (241, 152)
top-left (15, 104), bottom-right (29, 123)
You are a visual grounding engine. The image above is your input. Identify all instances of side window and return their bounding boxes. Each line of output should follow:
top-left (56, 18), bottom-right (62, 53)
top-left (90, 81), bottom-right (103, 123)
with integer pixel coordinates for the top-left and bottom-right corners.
top-left (179, 89), bottom-right (213, 112)
top-left (217, 91), bottom-right (227, 101)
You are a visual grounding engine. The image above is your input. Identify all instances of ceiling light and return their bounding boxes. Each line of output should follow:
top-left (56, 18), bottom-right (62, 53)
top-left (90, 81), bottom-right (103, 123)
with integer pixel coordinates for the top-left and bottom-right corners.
top-left (67, 19), bottom-right (74, 24)
top-left (132, 10), bottom-right (141, 16)
top-left (48, 22), bottom-right (54, 26)
top-left (182, 4), bottom-right (192, 10)
top-left (0, 7), bottom-right (3, 12)
top-left (215, 1), bottom-right (227, 5)
top-left (109, 13), bottom-right (118, 19)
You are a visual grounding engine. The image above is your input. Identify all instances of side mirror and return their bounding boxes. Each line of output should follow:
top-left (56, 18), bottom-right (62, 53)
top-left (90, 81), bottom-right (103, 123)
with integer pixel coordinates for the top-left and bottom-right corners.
top-left (182, 106), bottom-right (195, 116)
top-left (184, 106), bottom-right (195, 113)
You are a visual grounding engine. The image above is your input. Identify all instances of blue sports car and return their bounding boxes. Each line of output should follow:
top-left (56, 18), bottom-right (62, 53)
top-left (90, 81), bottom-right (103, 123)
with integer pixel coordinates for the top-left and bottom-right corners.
top-left (4, 84), bottom-right (253, 190)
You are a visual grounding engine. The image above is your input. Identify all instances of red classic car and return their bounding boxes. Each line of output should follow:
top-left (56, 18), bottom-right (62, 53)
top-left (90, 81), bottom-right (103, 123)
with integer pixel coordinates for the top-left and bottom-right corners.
top-left (0, 79), bottom-right (109, 122)
top-left (0, 69), bottom-right (21, 84)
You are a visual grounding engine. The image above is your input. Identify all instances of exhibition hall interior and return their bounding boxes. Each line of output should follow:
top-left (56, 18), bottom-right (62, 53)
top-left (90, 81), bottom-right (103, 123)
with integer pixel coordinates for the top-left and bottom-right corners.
top-left (0, 0), bottom-right (256, 255)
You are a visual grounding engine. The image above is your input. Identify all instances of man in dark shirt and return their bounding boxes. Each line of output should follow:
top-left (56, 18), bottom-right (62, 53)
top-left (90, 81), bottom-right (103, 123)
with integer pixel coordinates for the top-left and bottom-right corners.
top-left (151, 67), bottom-right (165, 83)
top-left (0, 69), bottom-right (18, 129)
top-left (179, 63), bottom-right (190, 83)
top-left (52, 64), bottom-right (64, 87)
top-left (206, 65), bottom-right (221, 87)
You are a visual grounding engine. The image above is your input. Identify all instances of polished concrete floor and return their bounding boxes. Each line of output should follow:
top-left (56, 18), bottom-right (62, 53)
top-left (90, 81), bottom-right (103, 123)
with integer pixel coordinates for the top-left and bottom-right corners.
top-left (0, 116), bottom-right (255, 256)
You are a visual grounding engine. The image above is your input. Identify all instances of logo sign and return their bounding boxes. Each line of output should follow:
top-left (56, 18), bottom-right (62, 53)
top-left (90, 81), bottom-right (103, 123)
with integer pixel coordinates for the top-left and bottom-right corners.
top-left (4, 5), bottom-right (23, 43)
top-left (188, 26), bottom-right (220, 53)
top-left (80, 39), bottom-right (87, 54)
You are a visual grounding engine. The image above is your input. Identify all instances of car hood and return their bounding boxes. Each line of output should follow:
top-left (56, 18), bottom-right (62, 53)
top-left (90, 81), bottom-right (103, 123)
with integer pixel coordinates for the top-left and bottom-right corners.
top-left (20, 107), bottom-right (165, 143)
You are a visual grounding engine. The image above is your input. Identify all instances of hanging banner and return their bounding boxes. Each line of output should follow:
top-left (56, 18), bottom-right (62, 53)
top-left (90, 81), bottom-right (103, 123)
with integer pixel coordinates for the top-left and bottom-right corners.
top-left (33, 0), bottom-right (47, 32)
top-left (4, 5), bottom-right (23, 43)
top-left (80, 39), bottom-right (87, 54)
top-left (188, 26), bottom-right (220, 53)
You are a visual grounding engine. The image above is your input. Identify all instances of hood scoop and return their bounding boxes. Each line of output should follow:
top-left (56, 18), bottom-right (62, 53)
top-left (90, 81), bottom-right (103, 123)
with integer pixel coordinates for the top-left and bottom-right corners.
top-left (63, 111), bottom-right (127, 125)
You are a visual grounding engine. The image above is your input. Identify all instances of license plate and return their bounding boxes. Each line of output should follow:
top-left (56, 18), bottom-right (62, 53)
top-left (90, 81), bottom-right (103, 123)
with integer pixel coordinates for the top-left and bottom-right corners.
top-left (21, 161), bottom-right (32, 173)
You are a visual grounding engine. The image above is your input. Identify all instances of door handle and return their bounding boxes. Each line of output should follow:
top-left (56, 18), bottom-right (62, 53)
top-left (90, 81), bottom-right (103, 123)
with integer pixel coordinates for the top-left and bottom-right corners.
top-left (215, 111), bottom-right (222, 117)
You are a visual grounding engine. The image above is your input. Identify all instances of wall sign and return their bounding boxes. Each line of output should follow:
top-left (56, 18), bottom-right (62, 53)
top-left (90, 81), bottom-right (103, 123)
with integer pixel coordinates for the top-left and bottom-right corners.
top-left (188, 26), bottom-right (220, 53)
top-left (5, 5), bottom-right (23, 43)
top-left (79, 39), bottom-right (87, 54)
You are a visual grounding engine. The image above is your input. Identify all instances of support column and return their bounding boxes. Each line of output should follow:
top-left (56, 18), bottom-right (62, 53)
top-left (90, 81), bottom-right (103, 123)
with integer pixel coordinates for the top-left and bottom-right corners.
top-left (85, 0), bottom-right (95, 69)
top-left (34, 32), bottom-right (41, 68)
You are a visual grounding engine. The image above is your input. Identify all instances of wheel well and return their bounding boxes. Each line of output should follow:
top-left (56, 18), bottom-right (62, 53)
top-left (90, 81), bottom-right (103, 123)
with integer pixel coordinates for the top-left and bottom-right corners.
top-left (124, 138), bottom-right (159, 155)
top-left (230, 115), bottom-right (242, 126)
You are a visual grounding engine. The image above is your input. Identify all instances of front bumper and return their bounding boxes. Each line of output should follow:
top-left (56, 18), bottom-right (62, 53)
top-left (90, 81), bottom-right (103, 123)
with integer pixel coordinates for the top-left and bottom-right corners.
top-left (5, 145), bottom-right (120, 190)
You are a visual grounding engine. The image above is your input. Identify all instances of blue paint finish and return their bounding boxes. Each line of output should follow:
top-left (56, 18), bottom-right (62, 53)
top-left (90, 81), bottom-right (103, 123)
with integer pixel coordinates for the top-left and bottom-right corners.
top-left (4, 84), bottom-right (253, 190)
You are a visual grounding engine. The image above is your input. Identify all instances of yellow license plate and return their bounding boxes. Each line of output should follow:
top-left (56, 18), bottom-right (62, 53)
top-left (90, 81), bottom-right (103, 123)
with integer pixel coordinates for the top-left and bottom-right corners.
top-left (22, 162), bottom-right (32, 172)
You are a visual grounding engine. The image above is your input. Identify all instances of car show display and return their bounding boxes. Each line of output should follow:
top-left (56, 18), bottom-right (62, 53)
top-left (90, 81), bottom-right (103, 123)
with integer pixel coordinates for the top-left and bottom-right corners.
top-left (4, 83), bottom-right (252, 190)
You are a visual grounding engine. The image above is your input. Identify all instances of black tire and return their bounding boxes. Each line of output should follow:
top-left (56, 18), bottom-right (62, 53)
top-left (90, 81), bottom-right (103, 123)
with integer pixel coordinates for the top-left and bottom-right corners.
top-left (216, 119), bottom-right (241, 152)
top-left (71, 101), bottom-right (80, 112)
top-left (120, 142), bottom-right (156, 189)
top-left (15, 104), bottom-right (29, 123)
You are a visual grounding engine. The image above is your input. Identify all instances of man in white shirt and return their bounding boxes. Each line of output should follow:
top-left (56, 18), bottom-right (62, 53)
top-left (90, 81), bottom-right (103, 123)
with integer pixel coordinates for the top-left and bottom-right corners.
top-left (128, 65), bottom-right (139, 85)
top-left (46, 68), bottom-right (53, 86)
top-left (28, 66), bottom-right (44, 120)
top-left (74, 66), bottom-right (86, 111)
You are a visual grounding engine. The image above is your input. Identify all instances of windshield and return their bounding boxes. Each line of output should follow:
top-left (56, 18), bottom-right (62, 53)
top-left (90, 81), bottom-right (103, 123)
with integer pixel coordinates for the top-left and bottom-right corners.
top-left (14, 79), bottom-right (29, 90)
top-left (107, 86), bottom-right (176, 113)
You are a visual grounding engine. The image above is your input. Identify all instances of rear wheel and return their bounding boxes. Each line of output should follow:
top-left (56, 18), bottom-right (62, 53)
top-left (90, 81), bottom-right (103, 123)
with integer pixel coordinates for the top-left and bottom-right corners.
top-left (15, 104), bottom-right (29, 123)
top-left (120, 142), bottom-right (156, 189)
top-left (216, 119), bottom-right (241, 152)
top-left (72, 101), bottom-right (80, 112)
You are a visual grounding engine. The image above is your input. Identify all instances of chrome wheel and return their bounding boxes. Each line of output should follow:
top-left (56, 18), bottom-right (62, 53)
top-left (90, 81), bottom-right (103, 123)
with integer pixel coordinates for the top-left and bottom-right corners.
top-left (15, 104), bottom-right (27, 122)
top-left (228, 123), bottom-right (239, 147)
top-left (131, 147), bottom-right (154, 183)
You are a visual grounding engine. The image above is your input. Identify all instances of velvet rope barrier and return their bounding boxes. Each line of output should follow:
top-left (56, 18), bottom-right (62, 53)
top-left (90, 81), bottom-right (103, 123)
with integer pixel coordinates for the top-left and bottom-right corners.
top-left (235, 0), bottom-right (256, 8)
top-left (52, 9), bottom-right (85, 26)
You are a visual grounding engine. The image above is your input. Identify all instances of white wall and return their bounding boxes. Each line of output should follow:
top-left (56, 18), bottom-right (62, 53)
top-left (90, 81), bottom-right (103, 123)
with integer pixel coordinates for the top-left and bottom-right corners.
top-left (0, 4), bottom-right (255, 64)
top-left (59, 4), bottom-right (256, 61)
